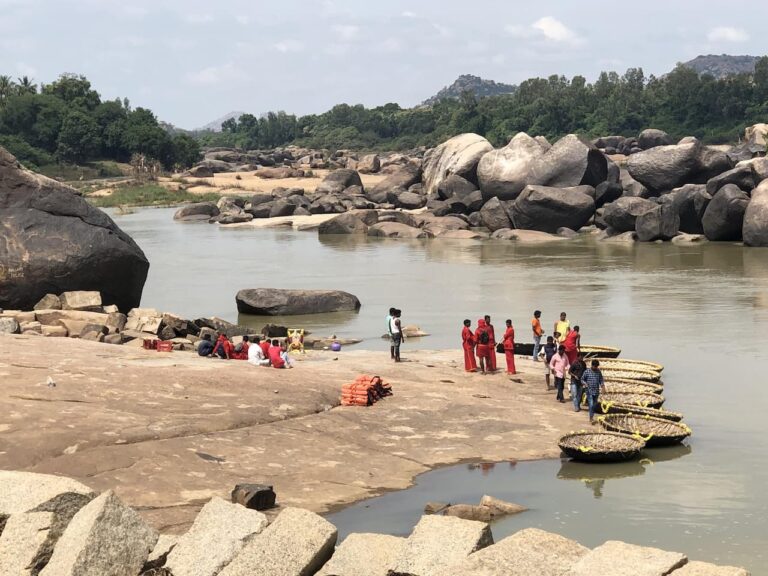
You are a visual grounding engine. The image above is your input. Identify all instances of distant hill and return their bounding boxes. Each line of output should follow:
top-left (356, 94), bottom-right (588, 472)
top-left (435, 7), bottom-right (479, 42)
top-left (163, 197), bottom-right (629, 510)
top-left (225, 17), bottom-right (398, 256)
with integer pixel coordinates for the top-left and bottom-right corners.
top-left (680, 54), bottom-right (761, 79)
top-left (197, 111), bottom-right (247, 132)
top-left (422, 74), bottom-right (517, 106)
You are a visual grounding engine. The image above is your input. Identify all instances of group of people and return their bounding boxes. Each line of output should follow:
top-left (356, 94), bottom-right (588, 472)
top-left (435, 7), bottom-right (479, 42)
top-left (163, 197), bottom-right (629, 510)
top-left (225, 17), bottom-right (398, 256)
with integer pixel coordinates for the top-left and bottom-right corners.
top-left (461, 315), bottom-right (518, 375)
top-left (198, 332), bottom-right (294, 369)
top-left (386, 307), bottom-right (405, 362)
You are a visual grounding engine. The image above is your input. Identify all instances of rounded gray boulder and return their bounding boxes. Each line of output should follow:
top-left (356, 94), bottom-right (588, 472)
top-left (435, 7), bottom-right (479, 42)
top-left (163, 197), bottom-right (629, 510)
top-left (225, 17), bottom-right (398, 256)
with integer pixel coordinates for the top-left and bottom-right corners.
top-left (236, 288), bottom-right (362, 316)
top-left (510, 185), bottom-right (595, 233)
top-left (702, 184), bottom-right (750, 241)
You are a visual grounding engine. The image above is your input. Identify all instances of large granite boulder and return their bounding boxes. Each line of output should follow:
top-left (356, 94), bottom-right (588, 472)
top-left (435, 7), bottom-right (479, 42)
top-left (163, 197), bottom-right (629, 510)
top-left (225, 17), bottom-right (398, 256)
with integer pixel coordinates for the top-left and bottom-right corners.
top-left (668, 184), bottom-right (712, 234)
top-left (0, 147), bottom-right (149, 312)
top-left (236, 288), bottom-right (361, 315)
top-left (174, 202), bottom-right (221, 221)
top-left (702, 184), bottom-right (750, 241)
top-left (603, 197), bottom-right (657, 232)
top-left (510, 185), bottom-right (595, 233)
top-left (317, 533), bottom-right (405, 576)
top-left (422, 134), bottom-right (493, 196)
top-left (672, 561), bottom-right (750, 575)
top-left (316, 169), bottom-right (363, 195)
top-left (527, 134), bottom-right (608, 189)
top-left (437, 174), bottom-right (478, 201)
top-left (479, 197), bottom-right (513, 232)
top-left (318, 211), bottom-right (377, 235)
top-left (638, 128), bottom-right (673, 150)
top-left (635, 204), bottom-right (680, 242)
top-left (477, 133), bottom-right (547, 201)
top-left (366, 163), bottom-right (422, 204)
top-left (706, 164), bottom-right (759, 195)
top-left (568, 540), bottom-right (686, 576)
top-left (368, 222), bottom-right (428, 239)
top-left (743, 180), bottom-right (768, 247)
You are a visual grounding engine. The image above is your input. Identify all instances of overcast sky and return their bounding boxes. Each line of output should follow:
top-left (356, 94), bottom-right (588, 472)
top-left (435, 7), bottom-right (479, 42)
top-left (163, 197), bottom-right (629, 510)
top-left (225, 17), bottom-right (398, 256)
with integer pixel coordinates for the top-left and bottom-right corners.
top-left (1, 0), bottom-right (766, 128)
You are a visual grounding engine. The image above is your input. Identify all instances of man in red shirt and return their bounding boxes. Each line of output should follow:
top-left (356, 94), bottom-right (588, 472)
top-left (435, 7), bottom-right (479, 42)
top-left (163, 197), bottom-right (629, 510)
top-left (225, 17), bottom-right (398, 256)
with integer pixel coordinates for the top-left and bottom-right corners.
top-left (268, 339), bottom-right (286, 369)
top-left (212, 332), bottom-right (233, 359)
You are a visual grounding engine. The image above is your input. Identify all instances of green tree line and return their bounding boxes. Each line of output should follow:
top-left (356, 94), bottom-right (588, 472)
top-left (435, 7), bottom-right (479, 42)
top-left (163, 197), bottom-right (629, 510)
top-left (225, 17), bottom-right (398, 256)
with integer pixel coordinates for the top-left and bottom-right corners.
top-left (202, 59), bottom-right (768, 151)
top-left (0, 73), bottom-right (200, 170)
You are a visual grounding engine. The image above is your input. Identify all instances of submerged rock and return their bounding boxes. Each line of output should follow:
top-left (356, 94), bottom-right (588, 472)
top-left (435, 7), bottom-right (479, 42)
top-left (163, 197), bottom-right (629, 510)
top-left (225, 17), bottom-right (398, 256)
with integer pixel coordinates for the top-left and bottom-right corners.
top-left (236, 288), bottom-right (361, 316)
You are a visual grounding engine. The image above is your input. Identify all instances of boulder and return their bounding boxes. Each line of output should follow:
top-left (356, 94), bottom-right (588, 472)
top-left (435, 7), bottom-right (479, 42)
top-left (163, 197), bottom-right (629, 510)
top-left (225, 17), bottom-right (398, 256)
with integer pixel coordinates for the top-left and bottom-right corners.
top-left (59, 291), bottom-right (102, 311)
top-left (738, 157), bottom-right (768, 181)
top-left (433, 229), bottom-right (487, 240)
top-left (166, 497), bottom-right (267, 576)
top-left (669, 184), bottom-right (712, 234)
top-left (743, 180), bottom-right (768, 247)
top-left (0, 317), bottom-right (20, 334)
top-left (195, 159), bottom-right (234, 173)
top-left (235, 288), bottom-right (361, 316)
top-left (635, 205), bottom-right (680, 242)
top-left (477, 133), bottom-right (547, 201)
top-left (230, 484), bottom-right (277, 511)
top-left (595, 182), bottom-right (624, 208)
top-left (357, 154), bottom-right (381, 174)
top-left (745, 123), bottom-right (768, 147)
top-left (368, 222), bottom-right (428, 239)
top-left (316, 169), bottom-right (363, 195)
top-left (34, 294), bottom-right (61, 311)
top-left (366, 163), bottom-right (422, 204)
top-left (254, 167), bottom-right (299, 179)
top-left (187, 165), bottom-right (214, 178)
top-left (602, 231), bottom-right (638, 242)
top-left (218, 213), bottom-right (254, 225)
top-left (144, 534), bottom-right (178, 570)
top-left (638, 128), bottom-right (673, 150)
top-left (39, 491), bottom-right (157, 576)
top-left (603, 197), bottom-right (657, 232)
top-left (269, 199), bottom-right (297, 218)
top-left (443, 505), bottom-right (492, 523)
top-left (671, 561), bottom-right (750, 575)
top-left (422, 134), bottom-right (493, 196)
top-left (437, 174), bottom-right (478, 200)
top-left (568, 540), bottom-right (687, 576)
top-left (491, 229), bottom-right (566, 242)
top-left (218, 507), bottom-right (337, 576)
top-left (0, 147), bottom-right (149, 312)
top-left (174, 202), bottom-right (221, 221)
top-left (435, 527), bottom-right (587, 576)
top-left (478, 495), bottom-right (527, 517)
top-left (705, 164), bottom-right (758, 195)
top-left (0, 471), bottom-right (94, 515)
top-left (42, 325), bottom-right (68, 337)
top-left (479, 197), bottom-right (512, 232)
top-left (671, 233), bottom-right (708, 244)
top-left (318, 212), bottom-right (373, 234)
top-left (510, 185), bottom-right (595, 233)
top-left (528, 134), bottom-right (608, 189)
top-left (702, 184), bottom-right (750, 241)
top-left (396, 191), bottom-right (427, 209)
top-left (389, 515), bottom-right (493, 576)
top-left (0, 512), bottom-right (55, 576)
top-left (316, 533), bottom-right (404, 576)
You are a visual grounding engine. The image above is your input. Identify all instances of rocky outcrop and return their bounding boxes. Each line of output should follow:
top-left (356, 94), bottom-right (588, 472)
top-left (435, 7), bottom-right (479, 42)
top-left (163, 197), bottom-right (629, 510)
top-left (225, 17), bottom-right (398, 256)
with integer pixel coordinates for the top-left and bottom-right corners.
top-left (638, 129), bottom-right (673, 150)
top-left (568, 540), bottom-right (687, 576)
top-left (318, 211), bottom-right (378, 234)
top-left (316, 169), bottom-right (364, 195)
top-left (317, 533), bottom-right (405, 576)
top-left (422, 134), bottom-right (493, 196)
top-left (368, 222), bottom-right (428, 239)
top-left (743, 180), bottom-right (768, 247)
top-left (635, 204), bottom-right (680, 242)
top-left (366, 163), bottom-right (422, 204)
top-left (479, 197), bottom-right (513, 231)
top-left (603, 197), bottom-right (657, 233)
top-left (510, 185), bottom-right (595, 233)
top-left (174, 202), bottom-right (221, 221)
top-left (669, 184), bottom-right (712, 234)
top-left (0, 146), bottom-right (149, 312)
top-left (477, 133), bottom-right (547, 201)
top-left (235, 288), bottom-right (361, 315)
top-left (528, 134), bottom-right (608, 189)
top-left (702, 184), bottom-right (750, 241)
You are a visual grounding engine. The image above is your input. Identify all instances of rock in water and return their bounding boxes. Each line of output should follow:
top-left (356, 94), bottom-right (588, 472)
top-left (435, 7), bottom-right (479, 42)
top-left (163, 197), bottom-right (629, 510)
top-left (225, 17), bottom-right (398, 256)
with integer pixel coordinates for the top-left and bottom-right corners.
top-left (602, 197), bottom-right (657, 233)
top-left (422, 134), bottom-right (493, 196)
top-left (702, 184), bottom-right (750, 241)
top-left (528, 134), bottom-right (608, 189)
top-left (365, 163), bottom-right (422, 204)
top-left (669, 184), bottom-right (712, 234)
top-left (236, 288), bottom-right (361, 315)
top-left (174, 202), bottom-right (221, 221)
top-left (635, 205), bottom-right (680, 242)
top-left (743, 180), bottom-right (768, 247)
top-left (477, 133), bottom-right (548, 201)
top-left (510, 185), bottom-right (595, 233)
top-left (0, 147), bottom-right (149, 312)
top-left (568, 540), bottom-right (687, 576)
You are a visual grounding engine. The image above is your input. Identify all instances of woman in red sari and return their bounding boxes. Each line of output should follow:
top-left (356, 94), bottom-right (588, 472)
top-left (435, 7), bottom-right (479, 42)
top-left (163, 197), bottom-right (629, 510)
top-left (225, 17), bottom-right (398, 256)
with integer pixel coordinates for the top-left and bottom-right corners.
top-left (461, 319), bottom-right (477, 372)
top-left (563, 325), bottom-right (581, 364)
top-left (475, 318), bottom-right (491, 374)
top-left (503, 319), bottom-right (516, 375)
top-left (484, 315), bottom-right (497, 372)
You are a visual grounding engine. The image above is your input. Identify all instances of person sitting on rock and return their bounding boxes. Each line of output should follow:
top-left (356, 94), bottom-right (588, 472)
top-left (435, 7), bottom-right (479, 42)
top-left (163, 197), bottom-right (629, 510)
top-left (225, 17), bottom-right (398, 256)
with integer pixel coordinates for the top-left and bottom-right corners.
top-left (248, 336), bottom-right (270, 366)
top-left (259, 335), bottom-right (271, 360)
top-left (230, 335), bottom-right (250, 360)
top-left (280, 342), bottom-right (294, 369)
top-left (198, 333), bottom-right (214, 357)
top-left (212, 332), bottom-right (233, 359)
top-left (268, 339), bottom-right (286, 368)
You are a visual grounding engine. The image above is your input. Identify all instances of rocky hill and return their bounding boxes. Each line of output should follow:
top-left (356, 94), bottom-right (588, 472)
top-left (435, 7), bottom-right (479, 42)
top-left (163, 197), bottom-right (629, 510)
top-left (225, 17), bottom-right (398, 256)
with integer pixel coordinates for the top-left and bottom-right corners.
top-left (680, 54), bottom-right (761, 78)
top-left (198, 110), bottom-right (247, 132)
top-left (422, 74), bottom-right (516, 106)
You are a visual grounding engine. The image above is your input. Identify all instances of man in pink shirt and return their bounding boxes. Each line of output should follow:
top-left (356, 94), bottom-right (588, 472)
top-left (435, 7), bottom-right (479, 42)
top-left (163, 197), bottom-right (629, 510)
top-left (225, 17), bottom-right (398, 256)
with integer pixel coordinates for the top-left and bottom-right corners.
top-left (549, 344), bottom-right (571, 403)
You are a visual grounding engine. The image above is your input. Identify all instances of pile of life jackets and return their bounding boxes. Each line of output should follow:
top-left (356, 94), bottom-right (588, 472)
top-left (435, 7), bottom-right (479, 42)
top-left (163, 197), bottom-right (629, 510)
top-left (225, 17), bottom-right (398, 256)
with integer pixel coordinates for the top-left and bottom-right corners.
top-left (341, 375), bottom-right (393, 407)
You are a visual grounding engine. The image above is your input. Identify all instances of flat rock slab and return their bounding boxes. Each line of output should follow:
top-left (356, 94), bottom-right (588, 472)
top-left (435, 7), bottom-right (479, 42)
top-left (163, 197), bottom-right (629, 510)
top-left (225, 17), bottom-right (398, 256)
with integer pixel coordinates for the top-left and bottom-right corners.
top-left (0, 511), bottom-right (55, 575)
top-left (390, 515), bottom-right (494, 576)
top-left (40, 490), bottom-right (157, 576)
top-left (0, 471), bottom-right (94, 514)
top-left (166, 496), bottom-right (267, 576)
top-left (235, 288), bottom-right (362, 316)
top-left (671, 561), bottom-right (750, 576)
top-left (317, 533), bottom-right (405, 576)
top-left (567, 540), bottom-right (687, 576)
top-left (438, 527), bottom-right (588, 576)
top-left (219, 507), bottom-right (337, 576)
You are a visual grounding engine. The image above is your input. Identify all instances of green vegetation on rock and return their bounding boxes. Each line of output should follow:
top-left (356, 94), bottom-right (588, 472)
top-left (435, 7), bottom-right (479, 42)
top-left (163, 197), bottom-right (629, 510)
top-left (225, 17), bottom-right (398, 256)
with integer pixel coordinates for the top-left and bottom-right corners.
top-left (86, 184), bottom-right (219, 208)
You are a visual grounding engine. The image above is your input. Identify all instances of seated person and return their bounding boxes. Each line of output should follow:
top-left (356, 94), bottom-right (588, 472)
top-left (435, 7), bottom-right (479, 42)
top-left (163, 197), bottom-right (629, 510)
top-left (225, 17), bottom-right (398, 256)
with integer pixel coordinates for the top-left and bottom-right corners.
top-left (212, 332), bottom-right (233, 359)
top-left (248, 336), bottom-right (270, 366)
top-left (230, 335), bottom-right (250, 360)
top-left (268, 339), bottom-right (286, 369)
top-left (198, 333), bottom-right (214, 357)
top-left (259, 336), bottom-right (271, 359)
top-left (280, 342), bottom-right (294, 369)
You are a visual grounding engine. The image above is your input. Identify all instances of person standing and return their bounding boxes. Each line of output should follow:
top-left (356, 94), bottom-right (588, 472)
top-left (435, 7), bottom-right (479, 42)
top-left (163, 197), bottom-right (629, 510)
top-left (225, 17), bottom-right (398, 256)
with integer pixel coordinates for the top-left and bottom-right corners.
top-left (542, 335), bottom-right (557, 390)
top-left (484, 315), bottom-right (497, 372)
top-left (531, 310), bottom-right (544, 361)
top-left (569, 352), bottom-right (587, 412)
top-left (475, 318), bottom-right (491, 375)
top-left (563, 325), bottom-right (581, 364)
top-left (582, 359), bottom-right (607, 423)
top-left (549, 344), bottom-right (570, 403)
top-left (503, 319), bottom-right (516, 375)
top-left (390, 309), bottom-right (404, 362)
top-left (554, 312), bottom-right (571, 344)
top-left (461, 319), bottom-right (477, 372)
top-left (386, 307), bottom-right (396, 360)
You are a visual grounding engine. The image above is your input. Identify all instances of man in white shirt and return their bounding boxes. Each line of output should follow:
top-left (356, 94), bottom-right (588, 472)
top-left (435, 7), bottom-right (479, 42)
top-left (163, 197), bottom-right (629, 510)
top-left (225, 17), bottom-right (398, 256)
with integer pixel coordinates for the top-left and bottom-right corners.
top-left (248, 336), bottom-right (270, 366)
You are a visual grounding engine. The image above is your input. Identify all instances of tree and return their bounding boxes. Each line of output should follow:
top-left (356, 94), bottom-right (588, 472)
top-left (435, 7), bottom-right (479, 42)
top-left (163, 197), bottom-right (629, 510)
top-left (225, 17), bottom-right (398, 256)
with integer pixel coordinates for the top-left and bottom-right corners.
top-left (0, 75), bottom-right (15, 105)
top-left (170, 134), bottom-right (201, 168)
top-left (56, 109), bottom-right (101, 163)
top-left (42, 73), bottom-right (100, 110)
top-left (16, 76), bottom-right (37, 95)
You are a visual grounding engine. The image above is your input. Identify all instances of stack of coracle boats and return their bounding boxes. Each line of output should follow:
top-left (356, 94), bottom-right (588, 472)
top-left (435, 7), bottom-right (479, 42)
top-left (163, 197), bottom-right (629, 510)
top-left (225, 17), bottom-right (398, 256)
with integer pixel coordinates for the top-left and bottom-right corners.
top-left (558, 352), bottom-right (692, 463)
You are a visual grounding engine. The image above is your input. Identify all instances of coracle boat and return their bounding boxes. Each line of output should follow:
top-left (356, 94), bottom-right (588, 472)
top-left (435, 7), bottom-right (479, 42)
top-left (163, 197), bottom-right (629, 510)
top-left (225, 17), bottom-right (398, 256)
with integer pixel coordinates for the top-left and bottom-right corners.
top-left (604, 380), bottom-right (664, 395)
top-left (601, 403), bottom-right (684, 422)
top-left (513, 343), bottom-right (536, 356)
top-left (599, 414), bottom-right (692, 447)
top-left (558, 431), bottom-right (645, 463)
top-left (598, 359), bottom-right (664, 373)
top-left (605, 376), bottom-right (664, 390)
top-left (580, 345), bottom-right (621, 359)
top-left (598, 391), bottom-right (665, 410)
top-left (600, 368), bottom-right (661, 383)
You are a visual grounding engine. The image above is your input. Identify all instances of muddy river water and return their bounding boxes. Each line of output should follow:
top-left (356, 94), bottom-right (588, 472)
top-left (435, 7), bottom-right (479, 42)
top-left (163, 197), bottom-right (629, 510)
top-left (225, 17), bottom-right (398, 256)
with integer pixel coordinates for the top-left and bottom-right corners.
top-left (113, 207), bottom-right (768, 572)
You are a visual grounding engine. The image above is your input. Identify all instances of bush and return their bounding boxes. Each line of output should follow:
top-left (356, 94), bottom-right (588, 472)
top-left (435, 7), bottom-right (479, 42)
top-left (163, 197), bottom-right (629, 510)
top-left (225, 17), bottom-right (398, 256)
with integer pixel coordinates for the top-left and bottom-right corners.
top-left (87, 184), bottom-right (220, 208)
top-left (0, 135), bottom-right (54, 169)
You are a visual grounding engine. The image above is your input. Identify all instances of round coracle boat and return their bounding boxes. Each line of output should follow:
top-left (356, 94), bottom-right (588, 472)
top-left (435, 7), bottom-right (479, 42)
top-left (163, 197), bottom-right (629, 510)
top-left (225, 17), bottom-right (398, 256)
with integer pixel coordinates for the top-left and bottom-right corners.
top-left (601, 402), bottom-right (684, 422)
top-left (599, 414), bottom-right (692, 447)
top-left (598, 359), bottom-right (664, 373)
top-left (600, 368), bottom-right (661, 383)
top-left (598, 391), bottom-right (665, 410)
top-left (579, 345), bottom-right (621, 359)
top-left (604, 380), bottom-right (664, 395)
top-left (605, 376), bottom-right (664, 390)
top-left (558, 431), bottom-right (645, 463)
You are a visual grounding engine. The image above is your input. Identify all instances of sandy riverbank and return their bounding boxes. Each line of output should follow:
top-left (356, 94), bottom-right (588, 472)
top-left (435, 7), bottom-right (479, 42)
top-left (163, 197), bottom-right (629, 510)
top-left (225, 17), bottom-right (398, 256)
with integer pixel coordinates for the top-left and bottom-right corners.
top-left (0, 335), bottom-right (585, 533)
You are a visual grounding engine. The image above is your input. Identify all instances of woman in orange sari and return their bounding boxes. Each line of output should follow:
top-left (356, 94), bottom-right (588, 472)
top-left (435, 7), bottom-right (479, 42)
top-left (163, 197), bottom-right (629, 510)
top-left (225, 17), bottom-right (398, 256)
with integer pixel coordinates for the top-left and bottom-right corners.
top-left (461, 319), bottom-right (477, 372)
top-left (503, 319), bottom-right (516, 374)
top-left (475, 318), bottom-right (491, 375)
top-left (563, 325), bottom-right (581, 364)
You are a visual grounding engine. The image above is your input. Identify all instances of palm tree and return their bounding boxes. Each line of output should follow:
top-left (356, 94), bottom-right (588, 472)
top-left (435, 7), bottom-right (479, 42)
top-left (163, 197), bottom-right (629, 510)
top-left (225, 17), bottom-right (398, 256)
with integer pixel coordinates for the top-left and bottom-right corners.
top-left (16, 76), bottom-right (37, 95)
top-left (0, 75), bottom-right (16, 104)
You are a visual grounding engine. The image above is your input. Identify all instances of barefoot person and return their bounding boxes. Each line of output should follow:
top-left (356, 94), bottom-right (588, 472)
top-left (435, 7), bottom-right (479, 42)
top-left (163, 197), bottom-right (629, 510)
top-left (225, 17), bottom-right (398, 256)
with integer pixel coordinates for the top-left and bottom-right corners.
top-left (542, 335), bottom-right (557, 390)
top-left (503, 319), bottom-right (516, 375)
top-left (461, 319), bottom-right (477, 372)
top-left (531, 310), bottom-right (543, 361)
top-left (484, 315), bottom-right (497, 372)
top-left (386, 307), bottom-right (396, 360)
top-left (390, 309), bottom-right (405, 362)
top-left (554, 312), bottom-right (570, 344)
top-left (563, 325), bottom-right (581, 364)
top-left (549, 344), bottom-right (570, 403)
top-left (569, 352), bottom-right (587, 412)
top-left (475, 318), bottom-right (491, 375)
top-left (582, 359), bottom-right (606, 423)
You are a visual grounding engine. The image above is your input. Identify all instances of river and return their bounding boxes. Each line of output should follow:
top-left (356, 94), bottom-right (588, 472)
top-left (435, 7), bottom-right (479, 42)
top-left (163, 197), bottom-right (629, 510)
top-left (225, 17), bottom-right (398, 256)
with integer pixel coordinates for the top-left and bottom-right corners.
top-left (112, 207), bottom-right (768, 572)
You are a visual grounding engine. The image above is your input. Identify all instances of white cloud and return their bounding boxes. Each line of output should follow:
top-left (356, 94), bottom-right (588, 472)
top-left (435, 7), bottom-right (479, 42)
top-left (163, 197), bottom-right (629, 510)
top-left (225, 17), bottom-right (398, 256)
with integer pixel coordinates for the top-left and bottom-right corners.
top-left (15, 62), bottom-right (37, 78)
top-left (273, 39), bottom-right (305, 54)
top-left (375, 37), bottom-right (403, 54)
top-left (402, 11), bottom-right (417, 18)
top-left (432, 23), bottom-right (453, 38)
top-left (187, 63), bottom-right (242, 85)
top-left (333, 24), bottom-right (360, 41)
top-left (707, 26), bottom-right (749, 43)
top-left (506, 16), bottom-right (584, 46)
top-left (235, 15), bottom-right (250, 25)
top-left (185, 13), bottom-right (213, 24)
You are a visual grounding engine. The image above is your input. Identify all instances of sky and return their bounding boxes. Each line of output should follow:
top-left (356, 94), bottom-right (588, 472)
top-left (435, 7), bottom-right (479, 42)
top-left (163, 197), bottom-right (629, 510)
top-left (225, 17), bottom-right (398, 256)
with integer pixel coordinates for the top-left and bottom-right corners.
top-left (1, 0), bottom-right (766, 129)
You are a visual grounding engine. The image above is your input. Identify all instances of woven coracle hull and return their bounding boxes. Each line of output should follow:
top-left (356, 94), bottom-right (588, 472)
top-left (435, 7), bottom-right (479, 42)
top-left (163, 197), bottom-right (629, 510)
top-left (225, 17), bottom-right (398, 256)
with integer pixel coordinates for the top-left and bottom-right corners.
top-left (602, 403), bottom-right (684, 421)
top-left (598, 391), bottom-right (665, 410)
top-left (558, 431), bottom-right (645, 463)
top-left (600, 368), bottom-right (661, 383)
top-left (604, 380), bottom-right (664, 395)
top-left (599, 414), bottom-right (692, 447)
top-left (580, 345), bottom-right (621, 359)
top-left (599, 359), bottom-right (664, 373)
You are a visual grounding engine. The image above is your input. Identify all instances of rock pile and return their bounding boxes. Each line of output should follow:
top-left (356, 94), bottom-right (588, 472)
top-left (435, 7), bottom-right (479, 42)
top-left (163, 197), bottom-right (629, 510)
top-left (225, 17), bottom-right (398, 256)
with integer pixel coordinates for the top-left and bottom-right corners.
top-left (0, 471), bottom-right (751, 575)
